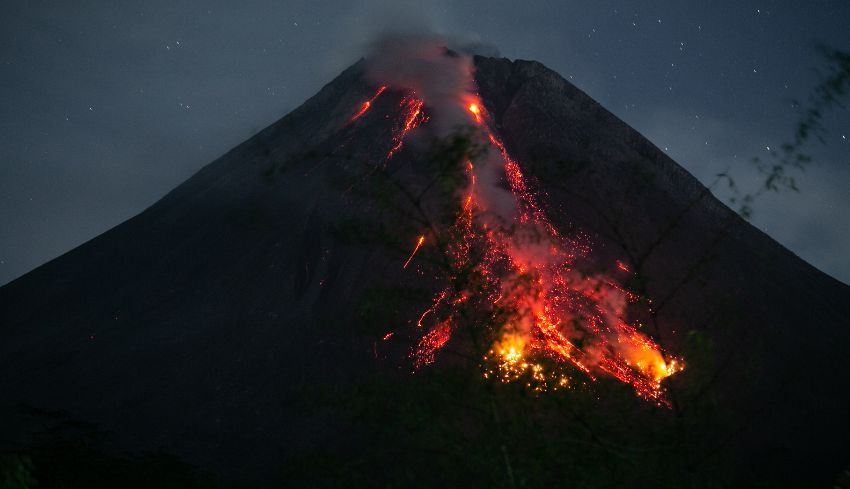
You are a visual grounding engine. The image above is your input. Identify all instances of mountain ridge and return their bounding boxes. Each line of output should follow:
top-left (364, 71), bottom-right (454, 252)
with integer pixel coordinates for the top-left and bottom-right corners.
top-left (1, 53), bottom-right (848, 487)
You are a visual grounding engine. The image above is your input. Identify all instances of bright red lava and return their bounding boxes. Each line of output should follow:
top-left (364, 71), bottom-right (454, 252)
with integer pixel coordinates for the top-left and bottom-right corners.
top-left (355, 85), bottom-right (682, 405)
top-left (348, 86), bottom-right (386, 124)
top-left (403, 235), bottom-right (426, 269)
top-left (386, 94), bottom-right (427, 161)
top-left (467, 102), bottom-right (482, 123)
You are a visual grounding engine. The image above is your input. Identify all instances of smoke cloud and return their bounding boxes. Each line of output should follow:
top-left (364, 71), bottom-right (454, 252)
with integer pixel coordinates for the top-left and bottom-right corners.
top-left (364, 34), bottom-right (476, 135)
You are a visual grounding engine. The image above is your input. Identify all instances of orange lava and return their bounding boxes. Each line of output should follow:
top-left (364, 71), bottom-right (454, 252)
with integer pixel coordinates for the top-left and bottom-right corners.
top-left (379, 89), bottom-right (682, 405)
top-left (348, 86), bottom-right (386, 124)
top-left (403, 235), bottom-right (426, 269)
top-left (386, 95), bottom-right (426, 161)
top-left (468, 102), bottom-right (482, 123)
top-left (413, 319), bottom-right (452, 369)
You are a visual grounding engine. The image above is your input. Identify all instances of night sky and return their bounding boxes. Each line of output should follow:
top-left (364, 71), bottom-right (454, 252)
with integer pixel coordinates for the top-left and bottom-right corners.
top-left (2, 0), bottom-right (848, 286)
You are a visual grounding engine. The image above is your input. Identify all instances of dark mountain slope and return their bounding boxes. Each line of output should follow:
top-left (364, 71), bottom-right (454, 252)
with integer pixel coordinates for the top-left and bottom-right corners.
top-left (1, 55), bottom-right (848, 487)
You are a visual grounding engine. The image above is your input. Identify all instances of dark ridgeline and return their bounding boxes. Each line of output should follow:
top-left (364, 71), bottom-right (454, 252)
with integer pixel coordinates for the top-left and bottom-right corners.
top-left (1, 55), bottom-right (849, 488)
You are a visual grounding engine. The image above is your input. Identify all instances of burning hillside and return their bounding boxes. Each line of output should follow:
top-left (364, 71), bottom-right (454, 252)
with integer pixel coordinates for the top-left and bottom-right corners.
top-left (352, 42), bottom-right (682, 404)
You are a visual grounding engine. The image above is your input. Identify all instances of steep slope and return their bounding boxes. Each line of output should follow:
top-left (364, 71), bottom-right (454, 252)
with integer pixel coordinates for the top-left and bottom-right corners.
top-left (475, 55), bottom-right (850, 484)
top-left (1, 54), bottom-right (849, 487)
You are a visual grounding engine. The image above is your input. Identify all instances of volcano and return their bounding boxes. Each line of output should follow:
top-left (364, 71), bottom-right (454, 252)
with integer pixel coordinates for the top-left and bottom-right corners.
top-left (2, 48), bottom-right (849, 488)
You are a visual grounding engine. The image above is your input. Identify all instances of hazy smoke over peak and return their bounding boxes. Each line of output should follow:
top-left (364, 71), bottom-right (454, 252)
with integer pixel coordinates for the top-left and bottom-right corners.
top-left (364, 34), bottom-right (477, 135)
top-left (364, 34), bottom-right (519, 223)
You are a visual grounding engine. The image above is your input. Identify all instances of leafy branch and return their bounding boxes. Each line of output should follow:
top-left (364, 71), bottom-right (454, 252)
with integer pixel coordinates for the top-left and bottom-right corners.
top-left (725, 45), bottom-right (849, 218)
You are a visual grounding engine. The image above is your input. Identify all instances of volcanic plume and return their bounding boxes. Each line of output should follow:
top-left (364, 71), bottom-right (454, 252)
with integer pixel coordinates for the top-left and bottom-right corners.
top-left (1, 39), bottom-right (849, 488)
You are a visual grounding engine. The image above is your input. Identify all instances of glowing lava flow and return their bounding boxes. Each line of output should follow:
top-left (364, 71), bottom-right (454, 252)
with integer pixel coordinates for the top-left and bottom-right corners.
top-left (363, 87), bottom-right (682, 405)
top-left (403, 235), bottom-right (425, 269)
top-left (386, 94), bottom-right (427, 161)
top-left (348, 85), bottom-right (386, 124)
top-left (467, 102), bottom-right (482, 123)
top-left (346, 87), bottom-right (426, 163)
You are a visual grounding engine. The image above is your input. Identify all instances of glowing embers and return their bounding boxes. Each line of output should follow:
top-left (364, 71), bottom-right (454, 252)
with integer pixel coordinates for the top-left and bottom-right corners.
top-left (348, 85), bottom-right (386, 124)
top-left (479, 218), bottom-right (682, 403)
top-left (412, 319), bottom-right (452, 369)
top-left (483, 333), bottom-right (570, 392)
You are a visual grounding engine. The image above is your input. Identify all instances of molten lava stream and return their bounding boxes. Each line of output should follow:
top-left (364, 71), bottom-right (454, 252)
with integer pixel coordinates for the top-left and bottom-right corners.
top-left (388, 95), bottom-right (682, 404)
top-left (348, 85), bottom-right (386, 124)
top-left (386, 94), bottom-right (426, 161)
top-left (403, 235), bottom-right (425, 269)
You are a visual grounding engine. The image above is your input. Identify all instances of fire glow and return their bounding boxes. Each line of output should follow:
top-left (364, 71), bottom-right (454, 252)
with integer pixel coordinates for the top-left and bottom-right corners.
top-left (386, 95), bottom-right (427, 161)
top-left (348, 85), bottom-right (386, 124)
top-left (358, 81), bottom-right (682, 405)
top-left (403, 235), bottom-right (425, 269)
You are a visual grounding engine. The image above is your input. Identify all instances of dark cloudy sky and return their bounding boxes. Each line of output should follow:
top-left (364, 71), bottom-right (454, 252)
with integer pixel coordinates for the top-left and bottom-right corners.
top-left (2, 0), bottom-right (848, 286)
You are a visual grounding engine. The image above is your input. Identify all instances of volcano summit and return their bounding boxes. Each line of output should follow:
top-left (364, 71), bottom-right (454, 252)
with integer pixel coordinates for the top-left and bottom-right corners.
top-left (1, 43), bottom-right (849, 488)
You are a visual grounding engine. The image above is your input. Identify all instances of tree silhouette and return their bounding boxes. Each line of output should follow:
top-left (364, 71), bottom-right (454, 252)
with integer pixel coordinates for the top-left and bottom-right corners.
top-left (724, 45), bottom-right (850, 218)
